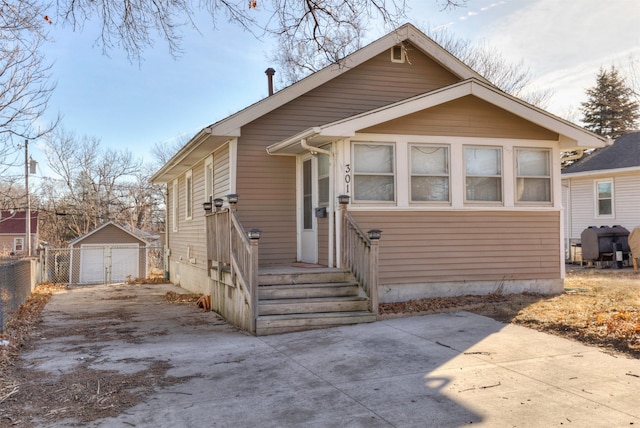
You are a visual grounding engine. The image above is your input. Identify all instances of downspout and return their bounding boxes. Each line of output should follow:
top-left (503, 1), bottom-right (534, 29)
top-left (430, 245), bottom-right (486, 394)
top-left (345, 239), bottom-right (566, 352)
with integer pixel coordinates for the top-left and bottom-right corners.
top-left (561, 149), bottom-right (585, 163)
top-left (300, 138), bottom-right (331, 156)
top-left (300, 138), bottom-right (335, 267)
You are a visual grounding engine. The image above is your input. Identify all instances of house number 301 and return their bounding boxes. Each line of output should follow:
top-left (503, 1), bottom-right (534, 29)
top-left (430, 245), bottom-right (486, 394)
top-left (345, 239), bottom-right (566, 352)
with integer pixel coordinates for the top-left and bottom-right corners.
top-left (344, 164), bottom-right (351, 193)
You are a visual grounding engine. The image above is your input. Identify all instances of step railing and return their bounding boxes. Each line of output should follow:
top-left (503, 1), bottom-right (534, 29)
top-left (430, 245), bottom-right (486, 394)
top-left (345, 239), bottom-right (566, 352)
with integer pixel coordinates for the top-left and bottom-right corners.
top-left (206, 203), bottom-right (259, 333)
top-left (341, 211), bottom-right (380, 315)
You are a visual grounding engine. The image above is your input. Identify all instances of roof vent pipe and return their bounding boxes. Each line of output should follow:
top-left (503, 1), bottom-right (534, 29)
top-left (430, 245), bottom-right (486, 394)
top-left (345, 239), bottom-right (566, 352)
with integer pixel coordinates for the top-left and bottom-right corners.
top-left (265, 68), bottom-right (276, 96)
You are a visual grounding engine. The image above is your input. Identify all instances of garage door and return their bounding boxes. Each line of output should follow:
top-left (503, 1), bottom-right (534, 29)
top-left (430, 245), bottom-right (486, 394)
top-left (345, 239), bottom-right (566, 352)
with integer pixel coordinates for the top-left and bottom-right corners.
top-left (79, 245), bottom-right (140, 283)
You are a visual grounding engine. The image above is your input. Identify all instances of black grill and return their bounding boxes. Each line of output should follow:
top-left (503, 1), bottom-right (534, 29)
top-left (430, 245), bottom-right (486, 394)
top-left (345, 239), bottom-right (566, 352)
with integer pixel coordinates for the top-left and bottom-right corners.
top-left (580, 225), bottom-right (630, 267)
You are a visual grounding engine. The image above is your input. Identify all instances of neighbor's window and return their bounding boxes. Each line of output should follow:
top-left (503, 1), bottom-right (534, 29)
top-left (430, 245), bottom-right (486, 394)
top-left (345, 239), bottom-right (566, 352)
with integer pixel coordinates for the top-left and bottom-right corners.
top-left (353, 143), bottom-right (395, 202)
top-left (464, 146), bottom-right (502, 202)
top-left (318, 151), bottom-right (330, 207)
top-left (596, 180), bottom-right (613, 216)
top-left (515, 148), bottom-right (551, 203)
top-left (172, 179), bottom-right (179, 232)
top-left (14, 237), bottom-right (24, 252)
top-left (410, 144), bottom-right (450, 202)
top-left (185, 170), bottom-right (193, 220)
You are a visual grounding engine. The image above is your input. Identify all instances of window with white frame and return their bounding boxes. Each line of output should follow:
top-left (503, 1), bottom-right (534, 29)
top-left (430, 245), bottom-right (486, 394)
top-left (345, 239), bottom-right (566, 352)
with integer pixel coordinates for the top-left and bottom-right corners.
top-left (464, 146), bottom-right (502, 202)
top-left (515, 148), bottom-right (551, 203)
top-left (595, 180), bottom-right (613, 216)
top-left (204, 156), bottom-right (214, 203)
top-left (353, 143), bottom-right (395, 202)
top-left (185, 170), bottom-right (193, 220)
top-left (14, 237), bottom-right (24, 252)
top-left (172, 179), bottom-right (179, 232)
top-left (410, 144), bottom-right (450, 202)
top-left (318, 151), bottom-right (330, 207)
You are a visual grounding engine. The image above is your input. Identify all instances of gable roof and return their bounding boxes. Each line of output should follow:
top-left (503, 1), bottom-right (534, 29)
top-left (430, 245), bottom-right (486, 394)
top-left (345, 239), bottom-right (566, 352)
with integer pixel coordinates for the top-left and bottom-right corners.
top-left (562, 131), bottom-right (640, 176)
top-left (68, 221), bottom-right (150, 246)
top-left (267, 78), bottom-right (605, 155)
top-left (151, 23), bottom-right (489, 184)
top-left (0, 210), bottom-right (39, 235)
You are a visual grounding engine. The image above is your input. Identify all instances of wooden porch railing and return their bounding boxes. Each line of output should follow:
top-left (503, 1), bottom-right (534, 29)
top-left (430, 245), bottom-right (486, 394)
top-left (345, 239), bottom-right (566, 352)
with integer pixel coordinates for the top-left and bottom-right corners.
top-left (206, 207), bottom-right (259, 333)
top-left (341, 211), bottom-right (379, 315)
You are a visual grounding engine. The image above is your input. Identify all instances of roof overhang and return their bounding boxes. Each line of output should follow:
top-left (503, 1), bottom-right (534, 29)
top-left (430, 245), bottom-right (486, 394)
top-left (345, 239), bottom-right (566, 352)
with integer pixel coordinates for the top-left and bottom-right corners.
top-left (151, 128), bottom-right (240, 184)
top-left (562, 165), bottom-right (640, 178)
top-left (266, 79), bottom-right (607, 155)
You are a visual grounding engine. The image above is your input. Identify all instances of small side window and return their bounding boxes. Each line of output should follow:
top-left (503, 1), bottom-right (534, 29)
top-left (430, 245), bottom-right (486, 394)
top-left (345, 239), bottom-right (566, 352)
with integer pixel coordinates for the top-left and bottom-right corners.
top-left (185, 170), bottom-right (193, 220)
top-left (391, 45), bottom-right (405, 63)
top-left (595, 180), bottom-right (613, 217)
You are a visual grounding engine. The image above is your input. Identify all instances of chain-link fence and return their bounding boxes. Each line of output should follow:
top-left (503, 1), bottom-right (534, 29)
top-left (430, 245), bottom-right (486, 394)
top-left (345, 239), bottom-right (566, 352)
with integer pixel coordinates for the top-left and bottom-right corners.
top-left (1, 259), bottom-right (38, 331)
top-left (42, 246), bottom-right (166, 285)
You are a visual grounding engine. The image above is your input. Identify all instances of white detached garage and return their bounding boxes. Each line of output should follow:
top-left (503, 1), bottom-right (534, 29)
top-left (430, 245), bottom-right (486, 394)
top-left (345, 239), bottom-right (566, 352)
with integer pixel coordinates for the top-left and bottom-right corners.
top-left (69, 222), bottom-right (150, 284)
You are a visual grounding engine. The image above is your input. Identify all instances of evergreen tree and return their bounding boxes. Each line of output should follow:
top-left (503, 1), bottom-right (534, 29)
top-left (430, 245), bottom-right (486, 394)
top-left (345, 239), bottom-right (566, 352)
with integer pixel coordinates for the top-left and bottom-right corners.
top-left (581, 66), bottom-right (639, 139)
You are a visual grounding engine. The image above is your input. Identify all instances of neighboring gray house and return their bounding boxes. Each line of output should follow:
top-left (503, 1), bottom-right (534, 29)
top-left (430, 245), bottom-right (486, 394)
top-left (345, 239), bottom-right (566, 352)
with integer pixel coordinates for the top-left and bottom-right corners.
top-left (562, 131), bottom-right (640, 259)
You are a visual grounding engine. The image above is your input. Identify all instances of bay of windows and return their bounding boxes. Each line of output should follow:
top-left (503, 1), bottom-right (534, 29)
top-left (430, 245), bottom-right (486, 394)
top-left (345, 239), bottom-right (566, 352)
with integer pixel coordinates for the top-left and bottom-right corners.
top-left (351, 141), bottom-right (554, 207)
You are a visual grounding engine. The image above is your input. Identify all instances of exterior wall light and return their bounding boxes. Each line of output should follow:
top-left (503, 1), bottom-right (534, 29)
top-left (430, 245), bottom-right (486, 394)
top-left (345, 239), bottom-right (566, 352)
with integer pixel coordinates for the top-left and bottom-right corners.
top-left (338, 194), bottom-right (350, 205)
top-left (227, 194), bottom-right (239, 205)
top-left (247, 229), bottom-right (261, 240)
top-left (367, 229), bottom-right (382, 240)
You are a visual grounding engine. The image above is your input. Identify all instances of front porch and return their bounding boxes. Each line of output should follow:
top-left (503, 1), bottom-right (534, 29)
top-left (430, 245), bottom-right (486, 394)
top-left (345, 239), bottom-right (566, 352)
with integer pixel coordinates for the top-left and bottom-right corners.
top-left (205, 201), bottom-right (380, 336)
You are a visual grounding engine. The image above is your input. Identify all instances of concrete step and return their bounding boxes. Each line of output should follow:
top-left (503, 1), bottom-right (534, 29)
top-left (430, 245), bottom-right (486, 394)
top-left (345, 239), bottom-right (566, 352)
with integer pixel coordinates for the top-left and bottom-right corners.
top-left (258, 296), bottom-right (369, 316)
top-left (255, 311), bottom-right (377, 336)
top-left (258, 282), bottom-right (360, 300)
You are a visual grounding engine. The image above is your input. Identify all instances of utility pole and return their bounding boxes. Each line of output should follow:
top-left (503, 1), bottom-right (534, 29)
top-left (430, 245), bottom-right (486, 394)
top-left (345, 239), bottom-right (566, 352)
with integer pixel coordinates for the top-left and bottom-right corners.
top-left (25, 139), bottom-right (31, 256)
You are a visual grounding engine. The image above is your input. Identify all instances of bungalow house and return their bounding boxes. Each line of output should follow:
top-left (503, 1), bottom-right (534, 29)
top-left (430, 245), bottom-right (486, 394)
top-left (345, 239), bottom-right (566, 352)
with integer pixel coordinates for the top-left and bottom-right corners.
top-left (562, 131), bottom-right (640, 262)
top-left (0, 210), bottom-right (39, 257)
top-left (151, 24), bottom-right (605, 335)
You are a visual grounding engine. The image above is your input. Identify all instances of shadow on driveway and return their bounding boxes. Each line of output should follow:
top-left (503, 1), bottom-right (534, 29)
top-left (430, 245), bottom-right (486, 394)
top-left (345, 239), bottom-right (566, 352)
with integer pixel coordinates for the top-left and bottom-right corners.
top-left (7, 282), bottom-right (640, 427)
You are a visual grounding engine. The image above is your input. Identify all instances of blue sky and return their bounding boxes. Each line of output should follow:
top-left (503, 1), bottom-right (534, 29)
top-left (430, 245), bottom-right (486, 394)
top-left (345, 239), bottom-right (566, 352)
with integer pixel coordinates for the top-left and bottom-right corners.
top-left (31, 0), bottom-right (640, 172)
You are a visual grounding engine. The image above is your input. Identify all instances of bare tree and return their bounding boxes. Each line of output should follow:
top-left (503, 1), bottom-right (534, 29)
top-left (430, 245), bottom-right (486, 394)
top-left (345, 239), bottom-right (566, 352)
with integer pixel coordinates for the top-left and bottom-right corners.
top-left (39, 127), bottom-right (147, 242)
top-left (428, 29), bottom-right (553, 108)
top-left (53, 0), bottom-right (417, 61)
top-left (0, 0), bottom-right (57, 163)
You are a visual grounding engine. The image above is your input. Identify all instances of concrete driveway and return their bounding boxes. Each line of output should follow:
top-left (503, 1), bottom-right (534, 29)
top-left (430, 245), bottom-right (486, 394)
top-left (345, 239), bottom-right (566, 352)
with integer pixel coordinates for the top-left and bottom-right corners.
top-left (20, 282), bottom-right (640, 427)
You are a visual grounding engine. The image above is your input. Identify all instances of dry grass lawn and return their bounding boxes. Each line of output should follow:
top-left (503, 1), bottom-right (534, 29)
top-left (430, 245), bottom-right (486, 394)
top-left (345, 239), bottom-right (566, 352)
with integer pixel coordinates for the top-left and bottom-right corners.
top-left (380, 268), bottom-right (640, 358)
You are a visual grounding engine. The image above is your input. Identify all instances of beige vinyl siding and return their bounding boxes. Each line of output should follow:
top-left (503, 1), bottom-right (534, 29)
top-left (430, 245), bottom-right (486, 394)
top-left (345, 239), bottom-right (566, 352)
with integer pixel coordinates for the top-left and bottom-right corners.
top-left (236, 46), bottom-right (462, 265)
top-left (351, 210), bottom-right (560, 284)
top-left (169, 162), bottom-right (208, 269)
top-left (317, 216), bottom-right (330, 266)
top-left (567, 172), bottom-right (640, 240)
top-left (362, 96), bottom-right (560, 140)
top-left (213, 144), bottom-right (230, 197)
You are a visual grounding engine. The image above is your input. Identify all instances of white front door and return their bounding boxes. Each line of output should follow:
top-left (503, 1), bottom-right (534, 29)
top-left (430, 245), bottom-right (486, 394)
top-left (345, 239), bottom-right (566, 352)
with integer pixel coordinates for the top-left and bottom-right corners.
top-left (300, 156), bottom-right (318, 263)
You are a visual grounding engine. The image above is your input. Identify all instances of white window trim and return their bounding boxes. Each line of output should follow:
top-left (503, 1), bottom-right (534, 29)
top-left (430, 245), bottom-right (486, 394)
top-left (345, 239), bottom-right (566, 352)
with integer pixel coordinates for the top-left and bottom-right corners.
top-left (463, 145), bottom-right (504, 206)
top-left (594, 179), bottom-right (614, 218)
top-left (185, 170), bottom-right (193, 221)
top-left (204, 155), bottom-right (214, 203)
top-left (172, 179), bottom-right (179, 232)
top-left (408, 143), bottom-right (451, 205)
top-left (390, 45), bottom-right (405, 63)
top-left (341, 134), bottom-right (559, 211)
top-left (514, 147), bottom-right (553, 206)
top-left (351, 141), bottom-right (397, 204)
top-left (14, 237), bottom-right (24, 252)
